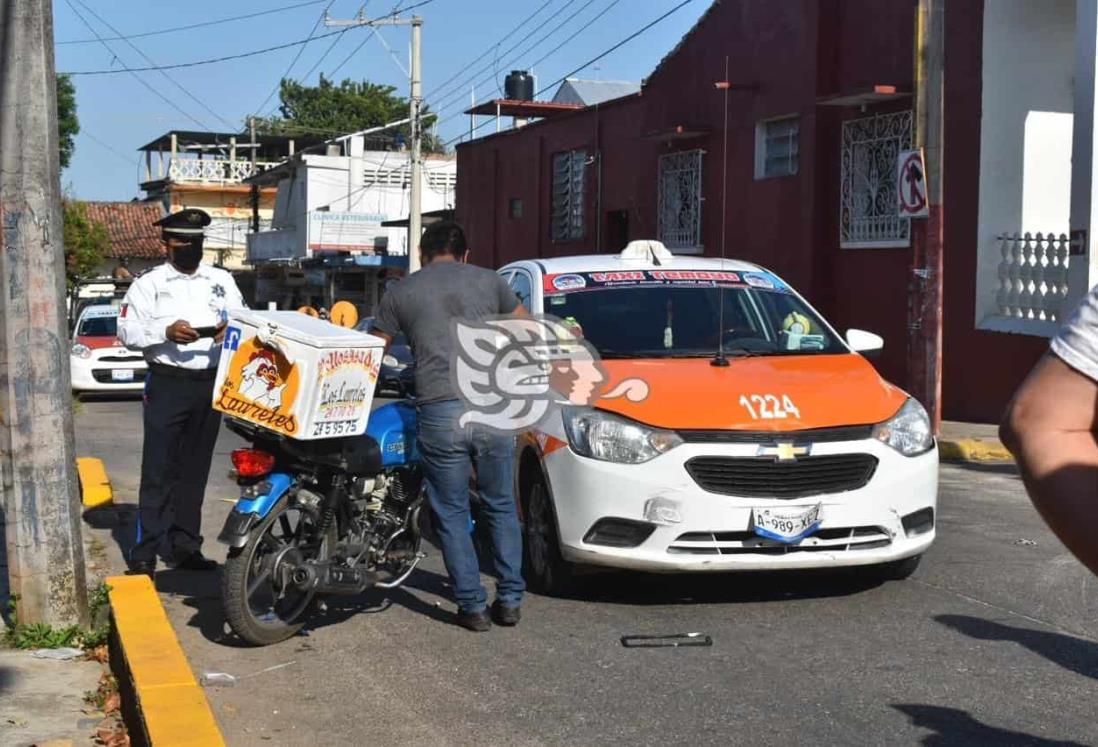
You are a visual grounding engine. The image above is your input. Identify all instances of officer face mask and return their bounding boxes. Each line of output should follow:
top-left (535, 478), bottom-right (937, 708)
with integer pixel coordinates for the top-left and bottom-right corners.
top-left (167, 237), bottom-right (204, 272)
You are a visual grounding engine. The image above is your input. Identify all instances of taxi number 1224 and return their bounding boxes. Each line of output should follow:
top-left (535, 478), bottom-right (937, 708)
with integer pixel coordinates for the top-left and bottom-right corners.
top-left (739, 394), bottom-right (801, 420)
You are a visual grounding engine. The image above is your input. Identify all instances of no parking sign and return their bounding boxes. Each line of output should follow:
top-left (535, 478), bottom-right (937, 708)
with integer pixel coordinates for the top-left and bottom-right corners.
top-left (897, 149), bottom-right (930, 218)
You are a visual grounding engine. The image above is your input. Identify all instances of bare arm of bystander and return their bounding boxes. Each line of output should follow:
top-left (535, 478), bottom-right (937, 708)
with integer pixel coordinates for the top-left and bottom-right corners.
top-left (1001, 353), bottom-right (1098, 575)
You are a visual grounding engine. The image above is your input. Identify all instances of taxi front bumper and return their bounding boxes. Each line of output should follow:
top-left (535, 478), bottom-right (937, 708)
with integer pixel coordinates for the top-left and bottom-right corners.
top-left (71, 349), bottom-right (147, 392)
top-left (542, 437), bottom-right (937, 572)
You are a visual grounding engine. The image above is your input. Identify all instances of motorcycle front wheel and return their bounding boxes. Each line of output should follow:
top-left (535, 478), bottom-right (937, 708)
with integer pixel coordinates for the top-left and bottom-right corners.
top-left (222, 492), bottom-right (335, 646)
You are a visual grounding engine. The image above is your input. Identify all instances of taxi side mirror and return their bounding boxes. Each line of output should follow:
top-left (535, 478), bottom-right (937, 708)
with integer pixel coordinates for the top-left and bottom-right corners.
top-left (845, 329), bottom-right (884, 357)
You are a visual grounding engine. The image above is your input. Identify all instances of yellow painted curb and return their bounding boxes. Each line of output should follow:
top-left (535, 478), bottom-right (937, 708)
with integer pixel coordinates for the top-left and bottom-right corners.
top-left (938, 437), bottom-right (1013, 463)
top-left (77, 457), bottom-right (113, 508)
top-left (107, 575), bottom-right (226, 747)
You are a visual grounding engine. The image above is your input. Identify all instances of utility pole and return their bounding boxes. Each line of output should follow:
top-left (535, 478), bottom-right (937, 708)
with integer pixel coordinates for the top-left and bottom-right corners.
top-left (0, 0), bottom-right (89, 625)
top-left (249, 115), bottom-right (260, 232)
top-left (325, 10), bottom-right (425, 272)
top-left (408, 17), bottom-right (424, 272)
top-left (907, 0), bottom-right (945, 432)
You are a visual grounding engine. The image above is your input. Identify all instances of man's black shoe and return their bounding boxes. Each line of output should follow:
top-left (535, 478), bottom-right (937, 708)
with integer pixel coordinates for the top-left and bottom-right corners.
top-left (125, 560), bottom-right (156, 578)
top-left (168, 552), bottom-right (219, 571)
top-left (491, 600), bottom-right (521, 627)
top-left (455, 608), bottom-right (491, 632)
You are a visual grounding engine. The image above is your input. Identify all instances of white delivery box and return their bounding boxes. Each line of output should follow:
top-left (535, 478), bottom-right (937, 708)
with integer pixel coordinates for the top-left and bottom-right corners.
top-left (212, 310), bottom-right (384, 440)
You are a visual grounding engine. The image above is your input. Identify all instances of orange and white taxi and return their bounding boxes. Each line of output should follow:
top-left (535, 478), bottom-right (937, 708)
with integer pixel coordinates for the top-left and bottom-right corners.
top-left (499, 242), bottom-right (936, 593)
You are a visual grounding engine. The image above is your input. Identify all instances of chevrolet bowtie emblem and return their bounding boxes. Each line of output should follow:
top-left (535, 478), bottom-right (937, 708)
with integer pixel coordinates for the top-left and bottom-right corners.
top-left (757, 442), bottom-right (810, 461)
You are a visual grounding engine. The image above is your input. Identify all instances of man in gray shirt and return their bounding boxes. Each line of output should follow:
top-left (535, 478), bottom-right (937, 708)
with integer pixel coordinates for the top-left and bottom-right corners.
top-left (373, 221), bottom-right (527, 632)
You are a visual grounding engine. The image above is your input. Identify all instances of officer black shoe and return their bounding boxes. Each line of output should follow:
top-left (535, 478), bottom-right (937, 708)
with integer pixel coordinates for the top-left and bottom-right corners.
top-left (455, 608), bottom-right (492, 632)
top-left (125, 560), bottom-right (156, 578)
top-left (490, 600), bottom-right (521, 627)
top-left (168, 552), bottom-right (219, 571)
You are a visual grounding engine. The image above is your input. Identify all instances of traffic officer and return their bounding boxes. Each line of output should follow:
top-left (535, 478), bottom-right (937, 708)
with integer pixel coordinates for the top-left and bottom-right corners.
top-left (118, 208), bottom-right (246, 576)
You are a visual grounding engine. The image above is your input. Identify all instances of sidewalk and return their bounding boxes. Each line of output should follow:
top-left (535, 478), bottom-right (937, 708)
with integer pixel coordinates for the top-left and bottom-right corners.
top-left (938, 420), bottom-right (1013, 463)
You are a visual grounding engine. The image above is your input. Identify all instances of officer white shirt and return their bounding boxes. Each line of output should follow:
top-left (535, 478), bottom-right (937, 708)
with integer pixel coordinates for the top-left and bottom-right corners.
top-left (119, 262), bottom-right (246, 370)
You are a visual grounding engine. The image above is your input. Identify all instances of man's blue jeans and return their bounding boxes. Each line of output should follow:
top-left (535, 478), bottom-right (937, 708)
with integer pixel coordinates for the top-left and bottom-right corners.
top-left (416, 399), bottom-right (525, 613)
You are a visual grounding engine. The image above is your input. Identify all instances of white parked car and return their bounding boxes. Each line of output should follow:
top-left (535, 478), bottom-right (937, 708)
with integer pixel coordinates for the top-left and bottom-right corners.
top-left (498, 242), bottom-right (937, 593)
top-left (70, 303), bottom-right (146, 394)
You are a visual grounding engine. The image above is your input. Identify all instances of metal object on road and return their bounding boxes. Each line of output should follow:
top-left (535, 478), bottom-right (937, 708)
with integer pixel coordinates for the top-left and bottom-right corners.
top-left (620, 633), bottom-right (713, 648)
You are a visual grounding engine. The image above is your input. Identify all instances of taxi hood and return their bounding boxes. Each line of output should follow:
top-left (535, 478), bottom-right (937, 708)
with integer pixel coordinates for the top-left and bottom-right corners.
top-left (593, 354), bottom-right (908, 432)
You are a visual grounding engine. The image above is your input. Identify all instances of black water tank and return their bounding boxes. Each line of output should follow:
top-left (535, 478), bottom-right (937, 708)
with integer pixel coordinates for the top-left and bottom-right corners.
top-left (504, 70), bottom-right (535, 101)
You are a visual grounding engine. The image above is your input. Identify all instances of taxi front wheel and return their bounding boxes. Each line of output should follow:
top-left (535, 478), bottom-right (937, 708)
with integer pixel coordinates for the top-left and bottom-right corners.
top-left (521, 475), bottom-right (574, 596)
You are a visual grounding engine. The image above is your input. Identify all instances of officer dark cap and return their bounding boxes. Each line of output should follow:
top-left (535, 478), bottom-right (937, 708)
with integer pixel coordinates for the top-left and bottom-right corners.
top-left (155, 208), bottom-right (211, 237)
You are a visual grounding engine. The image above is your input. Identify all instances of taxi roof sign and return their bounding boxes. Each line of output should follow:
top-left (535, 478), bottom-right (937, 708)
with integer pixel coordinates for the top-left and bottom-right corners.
top-left (620, 240), bottom-right (673, 263)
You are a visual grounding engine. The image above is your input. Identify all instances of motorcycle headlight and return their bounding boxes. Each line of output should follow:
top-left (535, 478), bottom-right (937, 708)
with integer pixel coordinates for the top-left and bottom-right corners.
top-left (562, 407), bottom-right (683, 464)
top-left (71, 343), bottom-right (91, 359)
top-left (872, 398), bottom-right (934, 456)
top-left (382, 354), bottom-right (402, 368)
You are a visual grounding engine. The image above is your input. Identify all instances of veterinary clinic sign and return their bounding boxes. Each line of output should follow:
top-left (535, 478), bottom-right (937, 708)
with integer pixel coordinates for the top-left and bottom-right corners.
top-left (307, 211), bottom-right (387, 254)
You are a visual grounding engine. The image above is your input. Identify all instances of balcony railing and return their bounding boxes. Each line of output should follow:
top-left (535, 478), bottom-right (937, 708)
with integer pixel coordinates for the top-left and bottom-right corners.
top-left (167, 158), bottom-right (280, 184)
top-left (983, 232), bottom-right (1071, 337)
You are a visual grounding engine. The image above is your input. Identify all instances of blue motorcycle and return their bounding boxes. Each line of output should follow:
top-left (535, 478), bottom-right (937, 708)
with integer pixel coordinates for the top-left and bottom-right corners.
top-left (217, 402), bottom-right (424, 646)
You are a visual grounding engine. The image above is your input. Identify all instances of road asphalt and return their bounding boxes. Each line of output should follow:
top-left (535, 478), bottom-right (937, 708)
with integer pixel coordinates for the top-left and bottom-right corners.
top-left (75, 396), bottom-right (1098, 746)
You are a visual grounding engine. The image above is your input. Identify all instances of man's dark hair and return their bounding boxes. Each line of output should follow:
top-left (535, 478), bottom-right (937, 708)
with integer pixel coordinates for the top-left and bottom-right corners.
top-left (419, 220), bottom-right (467, 261)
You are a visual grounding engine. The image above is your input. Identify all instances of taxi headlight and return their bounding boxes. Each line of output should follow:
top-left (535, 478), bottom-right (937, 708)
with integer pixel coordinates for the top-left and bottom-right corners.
top-left (71, 343), bottom-right (91, 359)
top-left (872, 398), bottom-right (934, 456)
top-left (562, 407), bottom-right (682, 464)
top-left (382, 354), bottom-right (402, 368)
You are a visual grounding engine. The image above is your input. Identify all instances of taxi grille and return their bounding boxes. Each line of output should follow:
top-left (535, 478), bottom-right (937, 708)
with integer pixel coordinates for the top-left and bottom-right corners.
top-left (667, 525), bottom-right (892, 555)
top-left (684, 454), bottom-right (878, 498)
top-left (98, 354), bottom-right (143, 363)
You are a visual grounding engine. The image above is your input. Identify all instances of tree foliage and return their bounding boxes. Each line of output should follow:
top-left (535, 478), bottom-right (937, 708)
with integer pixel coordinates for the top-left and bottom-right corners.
top-left (62, 200), bottom-right (109, 288)
top-left (256, 75), bottom-right (444, 152)
top-left (56, 74), bottom-right (79, 170)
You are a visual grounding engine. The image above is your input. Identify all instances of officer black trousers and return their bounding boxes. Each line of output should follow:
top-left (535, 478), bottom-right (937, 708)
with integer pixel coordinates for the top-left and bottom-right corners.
top-left (132, 369), bottom-right (222, 564)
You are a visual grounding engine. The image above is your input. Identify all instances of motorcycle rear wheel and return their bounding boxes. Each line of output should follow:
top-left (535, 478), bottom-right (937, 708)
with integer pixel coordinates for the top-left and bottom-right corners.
top-left (222, 493), bottom-right (335, 646)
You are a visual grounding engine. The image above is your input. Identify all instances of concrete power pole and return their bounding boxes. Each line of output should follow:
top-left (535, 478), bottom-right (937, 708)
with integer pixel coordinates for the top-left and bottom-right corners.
top-left (325, 10), bottom-right (424, 272)
top-left (0, 0), bottom-right (89, 625)
top-left (907, 0), bottom-right (945, 432)
top-left (408, 17), bottom-right (424, 273)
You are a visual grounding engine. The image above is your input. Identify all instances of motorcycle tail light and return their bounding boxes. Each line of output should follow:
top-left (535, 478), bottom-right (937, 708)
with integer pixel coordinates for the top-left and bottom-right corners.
top-left (231, 448), bottom-right (276, 478)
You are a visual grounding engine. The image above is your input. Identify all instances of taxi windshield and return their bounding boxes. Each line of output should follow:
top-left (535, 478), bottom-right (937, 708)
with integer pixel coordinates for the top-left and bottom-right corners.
top-left (544, 273), bottom-right (842, 358)
top-left (77, 315), bottom-right (118, 337)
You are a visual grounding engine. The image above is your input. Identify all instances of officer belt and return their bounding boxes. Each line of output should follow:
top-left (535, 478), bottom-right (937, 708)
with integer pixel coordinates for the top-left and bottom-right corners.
top-left (148, 362), bottom-right (218, 381)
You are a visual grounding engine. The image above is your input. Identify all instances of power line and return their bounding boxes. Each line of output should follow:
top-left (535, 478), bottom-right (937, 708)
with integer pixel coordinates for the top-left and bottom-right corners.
top-left (422, 0), bottom-right (557, 101)
top-left (69, 0), bottom-right (237, 131)
top-left (444, 0), bottom-right (697, 149)
top-left (430, 0), bottom-right (600, 120)
top-left (254, 0), bottom-right (339, 115)
top-left (299, 29), bottom-right (350, 83)
top-left (63, 0), bottom-right (210, 130)
top-left (81, 130), bottom-right (134, 164)
top-left (56, 0), bottom-right (329, 45)
top-left (428, 0), bottom-right (582, 114)
top-left (328, 30), bottom-right (377, 78)
top-left (60, 26), bottom-right (352, 77)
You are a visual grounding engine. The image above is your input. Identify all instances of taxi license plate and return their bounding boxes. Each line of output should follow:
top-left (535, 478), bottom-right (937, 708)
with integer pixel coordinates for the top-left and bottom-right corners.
top-left (111, 369), bottom-right (135, 382)
top-left (752, 504), bottom-right (821, 543)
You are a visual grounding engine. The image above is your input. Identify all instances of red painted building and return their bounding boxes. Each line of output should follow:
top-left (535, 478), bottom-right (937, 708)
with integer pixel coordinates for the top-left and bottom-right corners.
top-left (457, 0), bottom-right (1095, 423)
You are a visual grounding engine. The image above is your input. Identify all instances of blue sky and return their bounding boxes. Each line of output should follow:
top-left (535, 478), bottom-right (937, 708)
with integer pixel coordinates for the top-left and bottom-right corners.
top-left (55, 0), bottom-right (709, 201)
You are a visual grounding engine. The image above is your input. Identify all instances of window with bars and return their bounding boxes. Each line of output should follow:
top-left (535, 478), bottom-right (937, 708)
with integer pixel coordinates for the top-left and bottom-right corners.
top-left (840, 110), bottom-right (913, 248)
top-left (756, 116), bottom-right (799, 178)
top-left (657, 149), bottom-right (703, 252)
top-left (550, 150), bottom-right (587, 241)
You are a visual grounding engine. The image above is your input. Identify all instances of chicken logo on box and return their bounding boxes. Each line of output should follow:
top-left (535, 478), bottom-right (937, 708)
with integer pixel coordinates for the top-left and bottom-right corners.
top-left (216, 338), bottom-right (301, 436)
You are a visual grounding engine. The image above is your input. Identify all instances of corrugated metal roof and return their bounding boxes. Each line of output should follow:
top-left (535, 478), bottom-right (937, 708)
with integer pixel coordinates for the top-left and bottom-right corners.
top-left (551, 79), bottom-right (642, 106)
